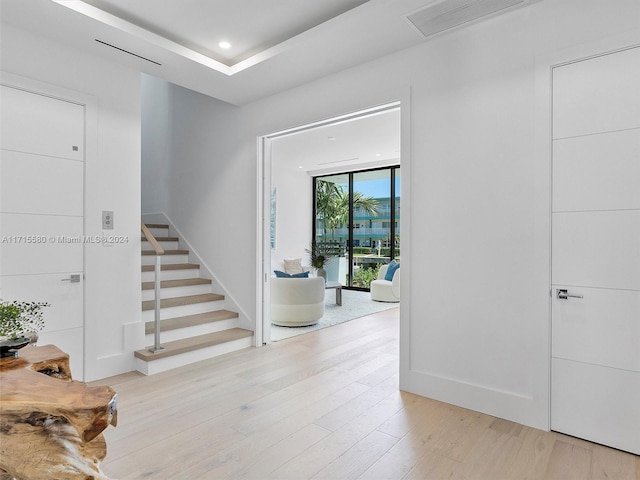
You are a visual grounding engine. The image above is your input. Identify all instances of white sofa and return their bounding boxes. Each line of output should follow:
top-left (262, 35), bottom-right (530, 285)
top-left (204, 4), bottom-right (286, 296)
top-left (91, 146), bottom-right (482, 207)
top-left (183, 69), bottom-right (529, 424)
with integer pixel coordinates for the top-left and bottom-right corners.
top-left (370, 264), bottom-right (400, 302)
top-left (271, 276), bottom-right (325, 326)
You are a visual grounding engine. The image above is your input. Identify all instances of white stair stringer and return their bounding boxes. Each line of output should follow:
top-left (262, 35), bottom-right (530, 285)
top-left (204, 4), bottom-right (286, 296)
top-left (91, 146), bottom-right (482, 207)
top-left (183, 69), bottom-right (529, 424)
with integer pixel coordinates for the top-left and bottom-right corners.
top-left (145, 214), bottom-right (252, 333)
top-left (137, 221), bottom-right (253, 375)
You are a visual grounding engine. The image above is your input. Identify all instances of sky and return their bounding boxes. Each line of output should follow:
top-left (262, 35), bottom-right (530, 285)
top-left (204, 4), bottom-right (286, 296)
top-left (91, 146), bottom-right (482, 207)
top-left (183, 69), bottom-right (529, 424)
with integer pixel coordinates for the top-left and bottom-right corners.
top-left (321, 169), bottom-right (400, 199)
top-left (354, 176), bottom-right (401, 199)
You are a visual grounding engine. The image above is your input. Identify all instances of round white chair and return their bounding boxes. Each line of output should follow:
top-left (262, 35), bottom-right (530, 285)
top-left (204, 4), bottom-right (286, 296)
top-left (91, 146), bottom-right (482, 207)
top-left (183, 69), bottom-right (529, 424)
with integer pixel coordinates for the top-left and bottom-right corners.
top-left (370, 264), bottom-right (400, 302)
top-left (271, 276), bottom-right (325, 326)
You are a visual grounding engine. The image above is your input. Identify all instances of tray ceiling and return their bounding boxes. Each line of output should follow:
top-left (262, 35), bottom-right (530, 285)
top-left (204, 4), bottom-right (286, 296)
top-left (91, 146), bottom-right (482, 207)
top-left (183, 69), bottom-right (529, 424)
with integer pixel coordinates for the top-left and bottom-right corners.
top-left (80, 0), bottom-right (370, 66)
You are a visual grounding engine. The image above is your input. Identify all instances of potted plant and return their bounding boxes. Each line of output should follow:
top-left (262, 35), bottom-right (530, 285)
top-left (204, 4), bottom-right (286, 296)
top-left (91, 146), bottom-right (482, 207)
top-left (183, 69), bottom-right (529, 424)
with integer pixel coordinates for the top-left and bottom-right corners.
top-left (0, 300), bottom-right (49, 358)
top-left (306, 242), bottom-right (332, 282)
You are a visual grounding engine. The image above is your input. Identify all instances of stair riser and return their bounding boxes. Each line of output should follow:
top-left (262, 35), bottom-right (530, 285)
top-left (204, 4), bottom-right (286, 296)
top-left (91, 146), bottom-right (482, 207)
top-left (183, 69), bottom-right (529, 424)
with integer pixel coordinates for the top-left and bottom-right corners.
top-left (142, 241), bottom-right (179, 251)
top-left (141, 269), bottom-right (200, 282)
top-left (142, 300), bottom-right (226, 321)
top-left (145, 318), bottom-right (240, 343)
top-left (135, 337), bottom-right (253, 375)
top-left (141, 284), bottom-right (212, 301)
top-left (147, 227), bottom-right (169, 237)
top-left (141, 254), bottom-right (189, 266)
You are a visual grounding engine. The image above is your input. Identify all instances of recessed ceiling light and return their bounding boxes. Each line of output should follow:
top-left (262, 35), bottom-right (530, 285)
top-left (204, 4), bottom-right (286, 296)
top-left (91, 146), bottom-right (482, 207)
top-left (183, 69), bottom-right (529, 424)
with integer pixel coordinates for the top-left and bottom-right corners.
top-left (375, 153), bottom-right (381, 157)
top-left (298, 166), bottom-right (304, 169)
top-left (219, 41), bottom-right (231, 49)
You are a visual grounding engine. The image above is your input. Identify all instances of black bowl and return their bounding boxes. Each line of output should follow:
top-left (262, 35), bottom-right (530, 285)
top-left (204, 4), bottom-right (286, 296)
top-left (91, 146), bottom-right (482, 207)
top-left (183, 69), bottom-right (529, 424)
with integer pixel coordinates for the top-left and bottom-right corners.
top-left (0, 337), bottom-right (31, 358)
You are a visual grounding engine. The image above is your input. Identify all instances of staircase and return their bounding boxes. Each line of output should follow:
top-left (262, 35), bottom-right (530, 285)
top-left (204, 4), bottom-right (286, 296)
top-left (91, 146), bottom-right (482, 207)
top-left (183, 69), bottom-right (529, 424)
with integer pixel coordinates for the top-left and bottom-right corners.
top-left (135, 223), bottom-right (253, 375)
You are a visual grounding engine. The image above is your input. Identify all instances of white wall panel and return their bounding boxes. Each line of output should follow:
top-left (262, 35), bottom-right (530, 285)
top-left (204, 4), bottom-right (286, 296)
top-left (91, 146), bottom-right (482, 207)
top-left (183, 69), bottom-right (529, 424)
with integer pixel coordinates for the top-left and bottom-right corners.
top-left (551, 358), bottom-right (640, 455)
top-left (552, 210), bottom-right (640, 290)
top-left (553, 46), bottom-right (640, 139)
top-left (0, 85), bottom-right (84, 161)
top-left (553, 129), bottom-right (640, 212)
top-left (1, 150), bottom-right (83, 216)
top-left (552, 286), bottom-right (640, 372)
top-left (1, 213), bottom-right (83, 275)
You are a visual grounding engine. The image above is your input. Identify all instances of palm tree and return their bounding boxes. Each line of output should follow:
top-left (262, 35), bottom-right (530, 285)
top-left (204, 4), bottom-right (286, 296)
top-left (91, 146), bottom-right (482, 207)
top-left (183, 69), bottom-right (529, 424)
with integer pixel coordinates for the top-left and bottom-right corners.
top-left (315, 180), bottom-right (379, 242)
top-left (315, 180), bottom-right (341, 239)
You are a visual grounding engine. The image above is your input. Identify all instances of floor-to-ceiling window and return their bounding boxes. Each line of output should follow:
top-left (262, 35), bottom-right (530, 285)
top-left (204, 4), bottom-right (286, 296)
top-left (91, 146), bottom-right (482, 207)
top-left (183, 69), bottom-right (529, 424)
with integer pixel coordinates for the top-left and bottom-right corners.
top-left (313, 166), bottom-right (400, 290)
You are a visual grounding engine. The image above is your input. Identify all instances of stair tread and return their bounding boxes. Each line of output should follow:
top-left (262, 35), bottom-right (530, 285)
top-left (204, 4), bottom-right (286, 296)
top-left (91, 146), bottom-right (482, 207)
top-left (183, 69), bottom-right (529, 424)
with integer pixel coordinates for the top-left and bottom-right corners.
top-left (141, 263), bottom-right (199, 272)
top-left (134, 328), bottom-right (253, 361)
top-left (141, 278), bottom-right (212, 290)
top-left (144, 310), bottom-right (239, 334)
top-left (145, 223), bottom-right (169, 229)
top-left (141, 249), bottom-right (189, 256)
top-left (142, 293), bottom-right (224, 311)
top-left (142, 237), bottom-right (179, 242)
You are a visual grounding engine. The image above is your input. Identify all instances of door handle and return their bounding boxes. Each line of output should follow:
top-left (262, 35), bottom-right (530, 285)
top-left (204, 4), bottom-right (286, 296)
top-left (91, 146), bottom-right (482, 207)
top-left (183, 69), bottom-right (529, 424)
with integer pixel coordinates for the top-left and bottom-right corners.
top-left (556, 289), bottom-right (583, 300)
top-left (61, 274), bottom-right (81, 283)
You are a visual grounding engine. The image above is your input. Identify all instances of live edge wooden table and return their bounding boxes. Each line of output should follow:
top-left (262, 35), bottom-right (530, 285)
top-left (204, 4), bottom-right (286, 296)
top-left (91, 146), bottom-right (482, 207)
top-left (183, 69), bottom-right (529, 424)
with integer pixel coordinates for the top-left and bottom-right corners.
top-left (0, 344), bottom-right (117, 480)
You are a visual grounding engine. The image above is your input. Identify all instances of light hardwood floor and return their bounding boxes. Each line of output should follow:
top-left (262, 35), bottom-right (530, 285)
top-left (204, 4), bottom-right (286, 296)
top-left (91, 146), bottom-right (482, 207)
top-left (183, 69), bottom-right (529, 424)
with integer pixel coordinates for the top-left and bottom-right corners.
top-left (94, 308), bottom-right (640, 479)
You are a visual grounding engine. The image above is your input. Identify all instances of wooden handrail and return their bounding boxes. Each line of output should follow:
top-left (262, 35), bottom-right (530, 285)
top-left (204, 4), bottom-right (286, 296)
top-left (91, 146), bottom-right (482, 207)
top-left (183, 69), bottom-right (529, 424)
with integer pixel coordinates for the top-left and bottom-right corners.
top-left (141, 223), bottom-right (165, 255)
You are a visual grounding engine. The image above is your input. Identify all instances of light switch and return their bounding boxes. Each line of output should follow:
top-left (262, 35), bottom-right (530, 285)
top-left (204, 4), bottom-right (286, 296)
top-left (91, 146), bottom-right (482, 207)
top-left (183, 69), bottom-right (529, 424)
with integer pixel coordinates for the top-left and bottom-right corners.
top-left (102, 210), bottom-right (114, 230)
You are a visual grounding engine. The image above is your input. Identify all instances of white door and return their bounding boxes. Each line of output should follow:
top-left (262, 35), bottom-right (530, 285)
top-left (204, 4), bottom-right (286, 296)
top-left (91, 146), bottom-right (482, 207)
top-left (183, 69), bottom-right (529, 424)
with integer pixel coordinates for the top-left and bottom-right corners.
top-left (551, 46), bottom-right (640, 454)
top-left (0, 85), bottom-right (85, 379)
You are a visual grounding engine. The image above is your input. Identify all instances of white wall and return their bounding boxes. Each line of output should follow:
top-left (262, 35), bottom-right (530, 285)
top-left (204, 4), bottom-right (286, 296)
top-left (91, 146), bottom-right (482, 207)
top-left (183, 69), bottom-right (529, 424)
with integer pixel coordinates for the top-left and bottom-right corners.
top-left (141, 80), bottom-right (256, 327)
top-left (141, 74), bottom-right (172, 215)
top-left (270, 140), bottom-right (313, 272)
top-left (11, 0), bottom-right (629, 425)
top-left (142, 0), bottom-right (640, 430)
top-left (0, 25), bottom-right (143, 381)
top-left (140, 78), bottom-right (312, 279)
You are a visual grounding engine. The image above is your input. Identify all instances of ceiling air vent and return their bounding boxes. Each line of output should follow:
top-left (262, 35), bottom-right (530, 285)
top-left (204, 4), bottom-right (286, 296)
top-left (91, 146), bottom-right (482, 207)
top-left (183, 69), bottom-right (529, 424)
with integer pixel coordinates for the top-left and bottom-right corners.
top-left (405, 0), bottom-right (541, 38)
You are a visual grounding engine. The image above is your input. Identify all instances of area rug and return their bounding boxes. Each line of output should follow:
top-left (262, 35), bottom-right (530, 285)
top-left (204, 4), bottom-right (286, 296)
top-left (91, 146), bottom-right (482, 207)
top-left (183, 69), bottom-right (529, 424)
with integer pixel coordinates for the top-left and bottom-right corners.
top-left (270, 289), bottom-right (399, 342)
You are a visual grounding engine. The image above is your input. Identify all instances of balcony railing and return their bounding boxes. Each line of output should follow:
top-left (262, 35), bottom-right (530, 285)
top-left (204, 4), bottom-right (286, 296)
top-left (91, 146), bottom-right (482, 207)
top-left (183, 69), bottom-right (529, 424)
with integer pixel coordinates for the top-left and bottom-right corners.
top-left (317, 227), bottom-right (400, 237)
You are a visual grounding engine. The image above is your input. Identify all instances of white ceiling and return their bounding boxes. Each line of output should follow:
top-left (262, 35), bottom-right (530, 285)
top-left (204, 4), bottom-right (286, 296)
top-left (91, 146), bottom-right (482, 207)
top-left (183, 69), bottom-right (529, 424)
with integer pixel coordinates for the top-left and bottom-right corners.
top-left (271, 108), bottom-right (401, 175)
top-left (0, 0), bottom-right (531, 171)
top-left (80, 0), bottom-right (370, 66)
top-left (1, 0), bottom-right (411, 172)
top-left (1, 0), bottom-right (432, 105)
top-left (0, 0), bottom-right (539, 106)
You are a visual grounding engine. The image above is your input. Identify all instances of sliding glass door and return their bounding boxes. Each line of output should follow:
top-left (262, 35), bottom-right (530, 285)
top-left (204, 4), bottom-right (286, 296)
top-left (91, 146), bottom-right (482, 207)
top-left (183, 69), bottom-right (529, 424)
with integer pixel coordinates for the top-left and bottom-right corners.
top-left (313, 166), bottom-right (400, 290)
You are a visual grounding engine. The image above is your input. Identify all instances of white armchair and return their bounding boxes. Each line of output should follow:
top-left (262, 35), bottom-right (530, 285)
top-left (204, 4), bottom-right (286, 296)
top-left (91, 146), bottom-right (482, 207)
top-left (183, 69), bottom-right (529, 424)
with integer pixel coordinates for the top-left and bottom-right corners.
top-left (370, 264), bottom-right (400, 302)
top-left (271, 276), bottom-right (325, 326)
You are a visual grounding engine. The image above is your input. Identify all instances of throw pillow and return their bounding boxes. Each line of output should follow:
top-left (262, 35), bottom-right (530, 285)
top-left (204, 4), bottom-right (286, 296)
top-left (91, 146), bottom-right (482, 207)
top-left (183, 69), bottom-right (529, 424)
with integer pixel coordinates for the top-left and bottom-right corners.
top-left (290, 271), bottom-right (310, 278)
top-left (384, 260), bottom-right (400, 281)
top-left (283, 258), bottom-right (304, 274)
top-left (274, 270), bottom-right (309, 278)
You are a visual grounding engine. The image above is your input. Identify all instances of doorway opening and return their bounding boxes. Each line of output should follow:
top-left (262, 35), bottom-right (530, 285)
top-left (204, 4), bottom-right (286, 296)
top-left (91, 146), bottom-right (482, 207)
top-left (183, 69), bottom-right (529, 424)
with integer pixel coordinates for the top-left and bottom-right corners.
top-left (257, 102), bottom-right (404, 345)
